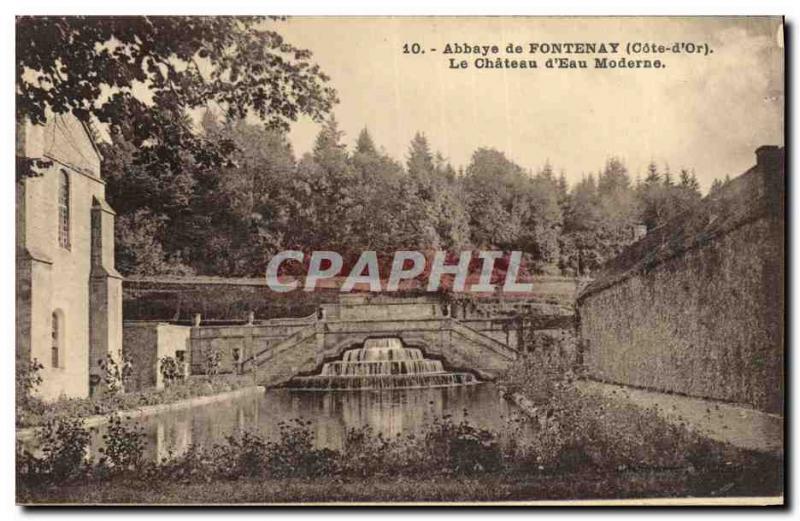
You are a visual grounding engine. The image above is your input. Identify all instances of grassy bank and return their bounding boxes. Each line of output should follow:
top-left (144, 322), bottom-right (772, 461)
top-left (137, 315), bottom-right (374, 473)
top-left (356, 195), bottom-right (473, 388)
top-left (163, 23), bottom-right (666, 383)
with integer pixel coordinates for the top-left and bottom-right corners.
top-left (17, 408), bottom-right (782, 504)
top-left (19, 462), bottom-right (782, 504)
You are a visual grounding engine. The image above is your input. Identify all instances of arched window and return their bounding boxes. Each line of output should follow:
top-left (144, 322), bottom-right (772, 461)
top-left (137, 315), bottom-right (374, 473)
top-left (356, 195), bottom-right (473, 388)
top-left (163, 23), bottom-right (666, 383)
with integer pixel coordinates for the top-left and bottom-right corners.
top-left (51, 312), bottom-right (61, 368)
top-left (58, 170), bottom-right (70, 249)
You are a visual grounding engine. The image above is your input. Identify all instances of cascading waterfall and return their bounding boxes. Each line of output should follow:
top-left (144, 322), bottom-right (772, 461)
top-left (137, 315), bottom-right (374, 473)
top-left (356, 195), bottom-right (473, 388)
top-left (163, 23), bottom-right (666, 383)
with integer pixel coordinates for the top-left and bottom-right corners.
top-left (287, 337), bottom-right (478, 391)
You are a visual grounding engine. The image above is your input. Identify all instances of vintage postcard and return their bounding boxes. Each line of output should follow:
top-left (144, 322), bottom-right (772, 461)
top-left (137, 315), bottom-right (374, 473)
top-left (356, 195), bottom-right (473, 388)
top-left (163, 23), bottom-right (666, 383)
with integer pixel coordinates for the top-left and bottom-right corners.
top-left (15, 15), bottom-right (784, 505)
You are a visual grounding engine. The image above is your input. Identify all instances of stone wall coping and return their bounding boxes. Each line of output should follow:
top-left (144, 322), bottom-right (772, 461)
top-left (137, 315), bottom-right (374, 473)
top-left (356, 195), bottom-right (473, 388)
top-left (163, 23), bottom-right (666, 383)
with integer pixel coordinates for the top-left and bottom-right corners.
top-left (124, 275), bottom-right (579, 290)
top-left (16, 385), bottom-right (265, 442)
top-left (123, 320), bottom-right (193, 329)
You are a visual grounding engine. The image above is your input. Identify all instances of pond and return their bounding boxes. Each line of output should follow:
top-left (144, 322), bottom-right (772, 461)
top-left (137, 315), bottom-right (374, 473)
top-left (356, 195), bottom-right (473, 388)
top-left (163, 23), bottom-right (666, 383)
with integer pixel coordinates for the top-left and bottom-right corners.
top-left (85, 383), bottom-right (534, 462)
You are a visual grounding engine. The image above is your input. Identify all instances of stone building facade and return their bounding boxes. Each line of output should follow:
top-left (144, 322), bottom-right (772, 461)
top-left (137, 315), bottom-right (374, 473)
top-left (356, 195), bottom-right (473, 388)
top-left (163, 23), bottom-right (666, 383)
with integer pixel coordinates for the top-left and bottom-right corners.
top-left (577, 146), bottom-right (784, 413)
top-left (16, 113), bottom-right (123, 401)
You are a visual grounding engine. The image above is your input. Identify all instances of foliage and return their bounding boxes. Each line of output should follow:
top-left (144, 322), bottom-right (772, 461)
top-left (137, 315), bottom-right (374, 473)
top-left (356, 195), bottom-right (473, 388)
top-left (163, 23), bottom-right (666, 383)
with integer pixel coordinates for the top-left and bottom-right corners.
top-left (421, 414), bottom-right (504, 475)
top-left (16, 356), bottom-right (45, 426)
top-left (16, 356), bottom-right (43, 396)
top-left (503, 332), bottom-right (578, 405)
top-left (15, 352), bottom-right (782, 501)
top-left (98, 414), bottom-right (146, 472)
top-left (18, 403), bottom-right (774, 494)
top-left (115, 210), bottom-right (195, 276)
top-left (16, 16), bottom-right (336, 177)
top-left (559, 159), bottom-right (705, 276)
top-left (263, 419), bottom-right (338, 478)
top-left (98, 350), bottom-right (134, 395)
top-left (99, 103), bottom-right (708, 279)
top-left (498, 339), bottom-right (753, 473)
top-left (637, 162), bottom-right (702, 231)
top-left (17, 416), bottom-right (91, 484)
top-left (462, 148), bottom-right (530, 249)
top-left (158, 356), bottom-right (184, 387)
top-left (200, 344), bottom-right (223, 379)
top-left (18, 19), bottom-right (718, 279)
top-left (17, 374), bottom-right (252, 429)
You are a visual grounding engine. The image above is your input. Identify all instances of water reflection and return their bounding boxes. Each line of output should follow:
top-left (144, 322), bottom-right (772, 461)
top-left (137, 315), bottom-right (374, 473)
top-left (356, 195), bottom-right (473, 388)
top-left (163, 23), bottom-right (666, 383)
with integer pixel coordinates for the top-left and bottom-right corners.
top-left (84, 383), bottom-right (530, 460)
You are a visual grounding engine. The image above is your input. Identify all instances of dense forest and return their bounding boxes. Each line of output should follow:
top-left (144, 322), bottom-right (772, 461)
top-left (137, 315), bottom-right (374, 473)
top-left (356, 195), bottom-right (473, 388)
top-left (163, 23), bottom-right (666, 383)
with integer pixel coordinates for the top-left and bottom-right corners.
top-left (15, 17), bottom-right (723, 281)
top-left (102, 113), bottom-right (727, 279)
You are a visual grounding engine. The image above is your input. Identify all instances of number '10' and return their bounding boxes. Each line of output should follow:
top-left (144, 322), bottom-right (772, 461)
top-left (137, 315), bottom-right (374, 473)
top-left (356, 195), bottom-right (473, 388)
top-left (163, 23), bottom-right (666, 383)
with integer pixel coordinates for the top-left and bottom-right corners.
top-left (403, 43), bottom-right (423, 54)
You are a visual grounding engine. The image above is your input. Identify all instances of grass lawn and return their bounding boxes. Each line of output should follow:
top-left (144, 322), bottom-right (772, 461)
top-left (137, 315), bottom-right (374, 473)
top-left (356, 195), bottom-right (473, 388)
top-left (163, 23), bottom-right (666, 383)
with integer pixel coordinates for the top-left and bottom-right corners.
top-left (19, 462), bottom-right (782, 505)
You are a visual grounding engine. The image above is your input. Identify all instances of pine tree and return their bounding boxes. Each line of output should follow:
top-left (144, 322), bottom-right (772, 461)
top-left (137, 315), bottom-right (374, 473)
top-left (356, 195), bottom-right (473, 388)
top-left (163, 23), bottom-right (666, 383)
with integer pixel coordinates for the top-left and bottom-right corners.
top-left (556, 171), bottom-right (570, 212)
top-left (679, 168), bottom-right (692, 188)
top-left (407, 132), bottom-right (436, 199)
top-left (355, 127), bottom-right (377, 155)
top-left (689, 170), bottom-right (701, 193)
top-left (313, 115), bottom-right (347, 159)
top-left (539, 161), bottom-right (555, 180)
top-left (644, 161), bottom-right (660, 185)
top-left (295, 115), bottom-right (358, 251)
top-left (662, 165), bottom-right (674, 187)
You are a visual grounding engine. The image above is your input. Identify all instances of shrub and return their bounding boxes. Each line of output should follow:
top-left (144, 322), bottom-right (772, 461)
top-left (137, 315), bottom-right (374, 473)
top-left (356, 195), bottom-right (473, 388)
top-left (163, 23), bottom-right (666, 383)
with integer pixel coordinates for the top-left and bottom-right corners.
top-left (265, 419), bottom-right (336, 478)
top-left (16, 407), bottom-right (769, 496)
top-left (200, 344), bottom-right (223, 379)
top-left (16, 357), bottom-right (45, 427)
top-left (340, 426), bottom-right (392, 477)
top-left (159, 356), bottom-right (183, 386)
top-left (98, 414), bottom-right (146, 472)
top-left (225, 430), bottom-right (269, 478)
top-left (98, 350), bottom-right (134, 395)
top-left (16, 356), bottom-right (43, 397)
top-left (501, 346), bottom-right (738, 473)
top-left (152, 444), bottom-right (220, 483)
top-left (17, 416), bottom-right (91, 485)
top-left (422, 414), bottom-right (504, 475)
top-left (151, 420), bottom-right (339, 483)
top-left (503, 337), bottom-right (577, 406)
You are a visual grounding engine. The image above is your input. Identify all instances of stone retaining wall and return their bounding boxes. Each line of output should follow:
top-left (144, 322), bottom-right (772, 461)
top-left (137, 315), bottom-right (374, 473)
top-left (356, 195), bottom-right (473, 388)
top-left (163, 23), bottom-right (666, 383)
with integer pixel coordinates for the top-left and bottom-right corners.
top-left (577, 147), bottom-right (784, 413)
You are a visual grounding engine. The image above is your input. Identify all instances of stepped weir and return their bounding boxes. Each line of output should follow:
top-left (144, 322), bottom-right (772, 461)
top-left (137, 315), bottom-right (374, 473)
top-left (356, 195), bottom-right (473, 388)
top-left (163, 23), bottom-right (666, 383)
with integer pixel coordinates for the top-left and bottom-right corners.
top-left (287, 338), bottom-right (478, 391)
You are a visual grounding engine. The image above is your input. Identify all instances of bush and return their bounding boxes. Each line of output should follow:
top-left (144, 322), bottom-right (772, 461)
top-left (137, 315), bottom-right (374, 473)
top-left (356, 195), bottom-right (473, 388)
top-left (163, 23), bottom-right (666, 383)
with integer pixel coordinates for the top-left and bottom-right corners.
top-left (200, 344), bottom-right (223, 379)
top-left (422, 414), bottom-right (504, 475)
top-left (98, 414), bottom-right (146, 472)
top-left (17, 416), bottom-right (91, 485)
top-left (501, 343), bottom-right (741, 473)
top-left (503, 337), bottom-right (577, 405)
top-left (17, 405), bottom-right (769, 495)
top-left (16, 357), bottom-right (45, 427)
top-left (98, 350), bottom-right (134, 395)
top-left (159, 356), bottom-right (183, 386)
top-left (223, 430), bottom-right (269, 478)
top-left (340, 426), bottom-right (392, 477)
top-left (265, 419), bottom-right (337, 478)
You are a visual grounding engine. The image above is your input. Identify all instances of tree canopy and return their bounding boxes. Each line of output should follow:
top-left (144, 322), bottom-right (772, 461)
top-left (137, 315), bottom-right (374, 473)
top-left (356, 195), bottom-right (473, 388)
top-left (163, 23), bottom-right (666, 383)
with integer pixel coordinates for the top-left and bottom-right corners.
top-left (16, 16), bottom-right (337, 175)
top-left (101, 112), bottom-right (711, 278)
top-left (17, 17), bottom-right (718, 280)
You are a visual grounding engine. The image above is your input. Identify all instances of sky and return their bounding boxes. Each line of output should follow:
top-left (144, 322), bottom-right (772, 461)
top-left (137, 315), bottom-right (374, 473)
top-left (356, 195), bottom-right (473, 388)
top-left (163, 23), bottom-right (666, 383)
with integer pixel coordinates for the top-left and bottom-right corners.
top-left (276, 17), bottom-right (784, 193)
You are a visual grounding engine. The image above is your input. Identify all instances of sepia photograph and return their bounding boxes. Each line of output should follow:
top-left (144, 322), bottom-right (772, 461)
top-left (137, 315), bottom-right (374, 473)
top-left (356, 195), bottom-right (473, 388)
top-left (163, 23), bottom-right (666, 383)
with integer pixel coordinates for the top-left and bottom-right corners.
top-left (12, 14), bottom-right (785, 506)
